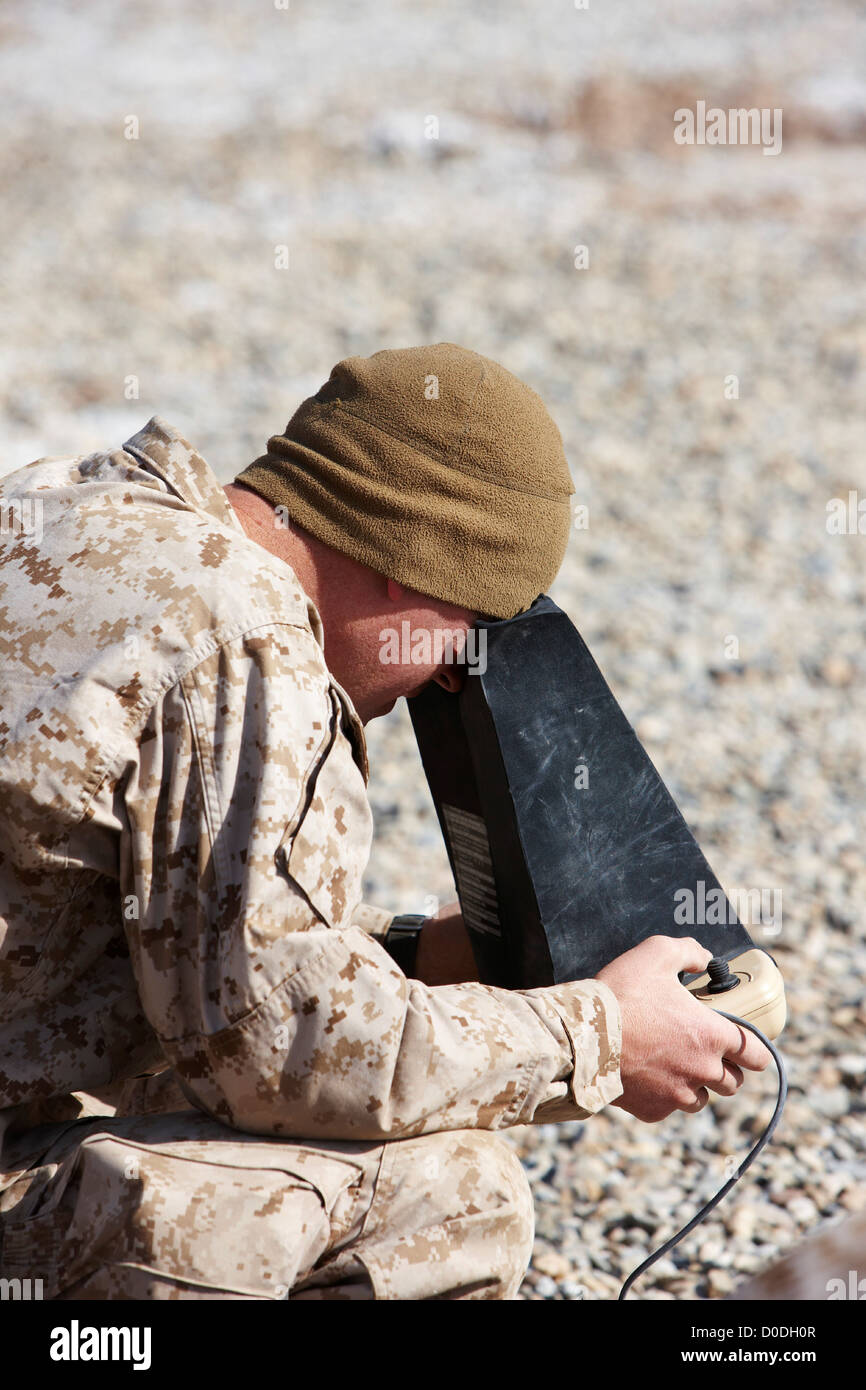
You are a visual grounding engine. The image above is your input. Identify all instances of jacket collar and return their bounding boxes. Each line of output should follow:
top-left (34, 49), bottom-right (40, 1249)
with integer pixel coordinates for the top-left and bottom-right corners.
top-left (123, 416), bottom-right (243, 534)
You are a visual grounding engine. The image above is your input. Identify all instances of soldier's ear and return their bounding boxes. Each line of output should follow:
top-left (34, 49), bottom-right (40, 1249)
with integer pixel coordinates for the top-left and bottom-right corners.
top-left (386, 578), bottom-right (406, 602)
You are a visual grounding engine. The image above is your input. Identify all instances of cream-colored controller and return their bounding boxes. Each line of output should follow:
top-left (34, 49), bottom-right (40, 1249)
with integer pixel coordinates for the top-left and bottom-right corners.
top-left (685, 950), bottom-right (787, 1040)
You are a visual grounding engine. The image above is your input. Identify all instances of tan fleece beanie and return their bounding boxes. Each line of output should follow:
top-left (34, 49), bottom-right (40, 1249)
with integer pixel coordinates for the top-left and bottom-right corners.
top-left (235, 342), bottom-right (574, 620)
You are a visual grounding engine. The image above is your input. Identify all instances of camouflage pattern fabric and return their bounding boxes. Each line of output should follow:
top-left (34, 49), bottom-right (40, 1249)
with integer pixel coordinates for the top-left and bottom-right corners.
top-left (0, 418), bottom-right (622, 1298)
top-left (0, 1084), bottom-right (536, 1300)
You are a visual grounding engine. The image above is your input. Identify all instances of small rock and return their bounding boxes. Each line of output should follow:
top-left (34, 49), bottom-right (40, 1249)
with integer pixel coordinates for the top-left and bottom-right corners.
top-left (707, 1269), bottom-right (736, 1297)
top-left (533, 1252), bottom-right (572, 1280)
top-left (813, 1086), bottom-right (852, 1120)
top-left (729, 1205), bottom-right (758, 1242)
top-left (580, 1270), bottom-right (621, 1296)
top-left (787, 1195), bottom-right (820, 1225)
top-left (652, 1277), bottom-right (693, 1298)
top-left (560, 1280), bottom-right (587, 1300)
top-left (815, 1062), bottom-right (843, 1088)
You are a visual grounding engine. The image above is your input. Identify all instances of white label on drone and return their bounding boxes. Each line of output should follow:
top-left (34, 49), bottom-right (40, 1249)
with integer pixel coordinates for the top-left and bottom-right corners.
top-left (441, 804), bottom-right (502, 938)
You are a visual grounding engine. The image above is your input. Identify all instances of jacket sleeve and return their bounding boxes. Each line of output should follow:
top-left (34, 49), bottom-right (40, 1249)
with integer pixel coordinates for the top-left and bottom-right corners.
top-left (350, 901), bottom-right (394, 941)
top-left (119, 623), bottom-right (622, 1140)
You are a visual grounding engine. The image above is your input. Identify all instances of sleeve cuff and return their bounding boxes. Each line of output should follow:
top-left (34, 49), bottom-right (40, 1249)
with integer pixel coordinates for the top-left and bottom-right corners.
top-left (350, 901), bottom-right (395, 942)
top-left (523, 978), bottom-right (623, 1118)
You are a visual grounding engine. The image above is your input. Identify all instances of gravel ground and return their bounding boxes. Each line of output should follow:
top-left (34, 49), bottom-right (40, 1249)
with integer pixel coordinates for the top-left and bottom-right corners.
top-left (1, 0), bottom-right (864, 1299)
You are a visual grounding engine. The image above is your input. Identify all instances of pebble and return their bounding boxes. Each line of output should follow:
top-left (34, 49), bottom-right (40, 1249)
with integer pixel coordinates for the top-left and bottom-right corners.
top-left (560, 1280), bottom-right (587, 1301)
top-left (533, 1252), bottom-right (573, 1280)
top-left (787, 1196), bottom-right (821, 1225)
top-left (706, 1269), bottom-right (736, 1298)
top-left (729, 1206), bottom-right (758, 1242)
top-left (813, 1087), bottom-right (854, 1121)
top-left (533, 1275), bottom-right (557, 1300)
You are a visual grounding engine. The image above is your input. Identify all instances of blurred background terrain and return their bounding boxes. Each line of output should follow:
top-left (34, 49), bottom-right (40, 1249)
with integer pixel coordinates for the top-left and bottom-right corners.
top-left (1, 0), bottom-right (865, 1298)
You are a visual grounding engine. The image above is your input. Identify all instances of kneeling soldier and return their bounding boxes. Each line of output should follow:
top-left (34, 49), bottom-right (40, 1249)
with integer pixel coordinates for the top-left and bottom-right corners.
top-left (0, 344), bottom-right (767, 1299)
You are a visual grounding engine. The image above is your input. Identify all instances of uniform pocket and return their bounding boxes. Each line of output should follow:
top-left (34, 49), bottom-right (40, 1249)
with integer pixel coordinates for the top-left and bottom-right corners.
top-left (1, 1118), bottom-right (368, 1300)
top-left (0, 1135), bottom-right (91, 1299)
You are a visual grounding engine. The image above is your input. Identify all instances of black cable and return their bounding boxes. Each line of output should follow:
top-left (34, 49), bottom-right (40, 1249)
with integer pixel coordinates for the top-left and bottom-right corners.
top-left (618, 1014), bottom-right (788, 1300)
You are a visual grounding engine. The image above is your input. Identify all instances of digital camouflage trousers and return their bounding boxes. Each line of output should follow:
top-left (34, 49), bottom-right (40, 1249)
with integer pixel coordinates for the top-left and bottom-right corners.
top-left (0, 1075), bottom-right (534, 1301)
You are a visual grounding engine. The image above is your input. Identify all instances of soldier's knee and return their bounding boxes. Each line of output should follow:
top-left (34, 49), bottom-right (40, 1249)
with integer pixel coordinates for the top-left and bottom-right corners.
top-left (477, 1132), bottom-right (534, 1253)
top-left (434, 1130), bottom-right (535, 1294)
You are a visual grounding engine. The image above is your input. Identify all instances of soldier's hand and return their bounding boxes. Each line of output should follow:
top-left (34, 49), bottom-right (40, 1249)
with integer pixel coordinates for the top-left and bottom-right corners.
top-left (596, 935), bottom-right (772, 1123)
top-left (414, 901), bottom-right (479, 986)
